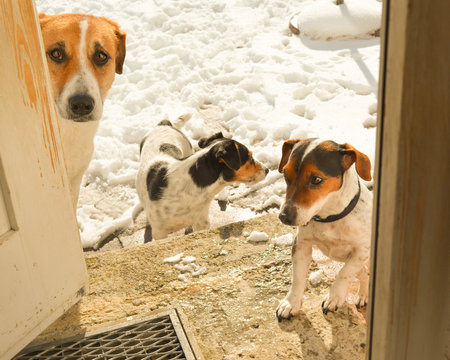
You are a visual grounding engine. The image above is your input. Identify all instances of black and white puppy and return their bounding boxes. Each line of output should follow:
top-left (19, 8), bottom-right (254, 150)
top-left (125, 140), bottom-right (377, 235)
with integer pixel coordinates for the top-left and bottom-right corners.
top-left (136, 121), bottom-right (268, 241)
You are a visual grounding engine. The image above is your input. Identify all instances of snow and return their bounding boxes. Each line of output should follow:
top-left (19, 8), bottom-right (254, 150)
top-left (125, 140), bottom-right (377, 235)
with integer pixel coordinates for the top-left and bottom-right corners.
top-left (308, 269), bottom-right (324, 287)
top-left (181, 256), bottom-right (197, 264)
top-left (163, 253), bottom-right (184, 264)
top-left (271, 233), bottom-right (294, 247)
top-left (247, 231), bottom-right (270, 243)
top-left (169, 255), bottom-right (207, 281)
top-left (298, 0), bottom-right (382, 40)
top-left (35, 0), bottom-right (379, 249)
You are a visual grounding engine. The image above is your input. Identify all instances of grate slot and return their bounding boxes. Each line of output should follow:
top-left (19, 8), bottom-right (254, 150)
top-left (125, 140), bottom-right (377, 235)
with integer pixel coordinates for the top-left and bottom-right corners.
top-left (14, 310), bottom-right (197, 360)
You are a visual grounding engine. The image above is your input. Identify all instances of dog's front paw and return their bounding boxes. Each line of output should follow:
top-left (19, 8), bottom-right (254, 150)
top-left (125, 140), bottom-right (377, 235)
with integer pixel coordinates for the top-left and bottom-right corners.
top-left (322, 290), bottom-right (347, 315)
top-left (356, 293), bottom-right (368, 309)
top-left (276, 296), bottom-right (302, 322)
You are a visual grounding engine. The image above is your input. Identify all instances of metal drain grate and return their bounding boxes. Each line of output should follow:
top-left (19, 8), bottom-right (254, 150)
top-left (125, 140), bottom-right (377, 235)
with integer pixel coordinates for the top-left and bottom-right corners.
top-left (14, 309), bottom-right (198, 360)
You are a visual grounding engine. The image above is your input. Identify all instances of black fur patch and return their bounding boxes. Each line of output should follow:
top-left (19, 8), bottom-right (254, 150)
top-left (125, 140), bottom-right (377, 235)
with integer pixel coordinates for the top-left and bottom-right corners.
top-left (146, 161), bottom-right (169, 200)
top-left (307, 142), bottom-right (344, 177)
top-left (159, 143), bottom-right (182, 159)
top-left (189, 153), bottom-right (221, 187)
top-left (290, 141), bottom-right (311, 172)
top-left (198, 132), bottom-right (224, 148)
top-left (219, 140), bottom-right (250, 181)
top-left (144, 225), bottom-right (152, 243)
top-left (158, 120), bottom-right (173, 126)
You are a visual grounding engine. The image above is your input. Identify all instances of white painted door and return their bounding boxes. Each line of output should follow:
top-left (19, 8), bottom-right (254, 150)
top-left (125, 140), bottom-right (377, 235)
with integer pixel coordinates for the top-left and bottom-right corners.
top-left (0, 1), bottom-right (88, 359)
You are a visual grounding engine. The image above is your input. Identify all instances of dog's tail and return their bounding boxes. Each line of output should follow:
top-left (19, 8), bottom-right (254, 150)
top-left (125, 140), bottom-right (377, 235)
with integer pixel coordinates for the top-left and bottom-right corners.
top-left (172, 113), bottom-right (192, 130)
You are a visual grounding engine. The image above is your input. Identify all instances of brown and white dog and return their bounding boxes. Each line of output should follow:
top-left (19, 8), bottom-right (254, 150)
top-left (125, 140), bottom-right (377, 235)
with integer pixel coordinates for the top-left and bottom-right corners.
top-left (276, 138), bottom-right (372, 320)
top-left (39, 13), bottom-right (126, 206)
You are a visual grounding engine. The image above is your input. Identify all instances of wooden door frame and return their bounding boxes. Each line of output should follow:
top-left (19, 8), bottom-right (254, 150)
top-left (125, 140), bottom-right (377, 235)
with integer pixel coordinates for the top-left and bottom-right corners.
top-left (0, 2), bottom-right (88, 359)
top-left (368, 0), bottom-right (449, 359)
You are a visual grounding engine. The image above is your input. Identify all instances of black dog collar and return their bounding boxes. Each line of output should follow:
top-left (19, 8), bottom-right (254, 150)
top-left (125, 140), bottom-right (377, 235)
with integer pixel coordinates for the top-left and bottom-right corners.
top-left (312, 180), bottom-right (361, 223)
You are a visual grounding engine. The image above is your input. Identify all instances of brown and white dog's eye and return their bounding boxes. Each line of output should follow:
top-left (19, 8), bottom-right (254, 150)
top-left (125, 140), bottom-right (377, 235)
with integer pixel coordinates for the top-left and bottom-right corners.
top-left (48, 48), bottom-right (66, 63)
top-left (310, 175), bottom-right (323, 186)
top-left (93, 50), bottom-right (110, 66)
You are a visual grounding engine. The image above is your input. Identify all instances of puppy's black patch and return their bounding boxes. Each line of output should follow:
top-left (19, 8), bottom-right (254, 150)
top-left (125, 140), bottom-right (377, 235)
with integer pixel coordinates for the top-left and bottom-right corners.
top-left (198, 132), bottom-right (224, 148)
top-left (189, 152), bottom-right (221, 188)
top-left (146, 161), bottom-right (169, 200)
top-left (158, 120), bottom-right (173, 126)
top-left (159, 143), bottom-right (182, 159)
top-left (144, 224), bottom-right (152, 243)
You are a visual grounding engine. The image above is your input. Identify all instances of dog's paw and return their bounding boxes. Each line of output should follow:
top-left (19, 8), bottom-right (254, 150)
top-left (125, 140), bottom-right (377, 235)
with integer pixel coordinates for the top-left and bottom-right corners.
top-left (276, 297), bottom-right (302, 322)
top-left (321, 292), bottom-right (346, 315)
top-left (356, 293), bottom-right (368, 309)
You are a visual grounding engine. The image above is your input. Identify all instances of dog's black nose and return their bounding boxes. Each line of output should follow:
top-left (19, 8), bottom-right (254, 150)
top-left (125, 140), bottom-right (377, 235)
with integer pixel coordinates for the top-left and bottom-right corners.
top-left (69, 94), bottom-right (94, 116)
top-left (279, 209), bottom-right (296, 225)
top-left (265, 167), bottom-right (269, 175)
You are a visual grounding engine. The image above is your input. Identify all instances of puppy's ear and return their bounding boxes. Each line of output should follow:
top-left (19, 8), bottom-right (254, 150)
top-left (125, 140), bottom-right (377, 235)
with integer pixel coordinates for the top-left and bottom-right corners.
top-left (340, 143), bottom-right (372, 181)
top-left (211, 141), bottom-right (243, 170)
top-left (198, 132), bottom-right (224, 148)
top-left (278, 139), bottom-right (300, 173)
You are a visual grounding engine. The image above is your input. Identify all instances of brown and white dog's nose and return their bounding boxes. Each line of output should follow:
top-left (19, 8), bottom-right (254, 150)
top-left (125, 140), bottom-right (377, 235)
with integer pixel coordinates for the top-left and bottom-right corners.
top-left (279, 206), bottom-right (296, 226)
top-left (69, 94), bottom-right (94, 116)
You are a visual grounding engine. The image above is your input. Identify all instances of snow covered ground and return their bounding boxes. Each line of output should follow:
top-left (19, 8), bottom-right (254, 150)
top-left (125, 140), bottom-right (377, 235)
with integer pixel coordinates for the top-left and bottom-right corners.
top-left (35, 0), bottom-right (381, 249)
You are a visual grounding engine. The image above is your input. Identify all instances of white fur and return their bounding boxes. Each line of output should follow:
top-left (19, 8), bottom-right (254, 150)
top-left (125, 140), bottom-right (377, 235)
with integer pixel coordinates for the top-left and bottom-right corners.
top-left (59, 119), bottom-right (99, 204)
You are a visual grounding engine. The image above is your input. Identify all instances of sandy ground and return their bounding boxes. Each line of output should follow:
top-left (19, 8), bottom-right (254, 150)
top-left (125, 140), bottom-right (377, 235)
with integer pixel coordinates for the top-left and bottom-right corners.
top-left (34, 213), bottom-right (367, 360)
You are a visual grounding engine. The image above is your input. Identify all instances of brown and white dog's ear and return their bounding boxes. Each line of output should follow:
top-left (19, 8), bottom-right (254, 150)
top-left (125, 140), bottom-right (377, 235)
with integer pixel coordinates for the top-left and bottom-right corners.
top-left (102, 17), bottom-right (126, 74)
top-left (38, 13), bottom-right (50, 24)
top-left (278, 139), bottom-right (300, 173)
top-left (114, 26), bottom-right (126, 74)
top-left (340, 143), bottom-right (372, 181)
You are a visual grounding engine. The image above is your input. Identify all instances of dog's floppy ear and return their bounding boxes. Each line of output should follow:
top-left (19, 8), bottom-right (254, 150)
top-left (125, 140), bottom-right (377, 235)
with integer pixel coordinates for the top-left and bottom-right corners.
top-left (114, 27), bottom-right (126, 74)
top-left (278, 139), bottom-right (300, 173)
top-left (198, 132), bottom-right (224, 148)
top-left (211, 140), bottom-right (243, 170)
top-left (340, 143), bottom-right (372, 181)
top-left (38, 13), bottom-right (52, 28)
top-left (38, 13), bottom-right (49, 23)
top-left (100, 17), bottom-right (126, 74)
top-left (102, 17), bottom-right (126, 74)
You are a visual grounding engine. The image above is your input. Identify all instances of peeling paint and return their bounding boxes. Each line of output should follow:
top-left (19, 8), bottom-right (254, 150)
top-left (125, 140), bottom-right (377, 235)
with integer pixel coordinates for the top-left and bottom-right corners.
top-left (1, 0), bottom-right (62, 175)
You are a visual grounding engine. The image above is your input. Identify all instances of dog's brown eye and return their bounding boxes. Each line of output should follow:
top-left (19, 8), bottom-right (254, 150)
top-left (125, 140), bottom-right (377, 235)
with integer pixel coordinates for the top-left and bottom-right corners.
top-left (311, 175), bottom-right (323, 186)
top-left (93, 50), bottom-right (109, 66)
top-left (48, 48), bottom-right (66, 63)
